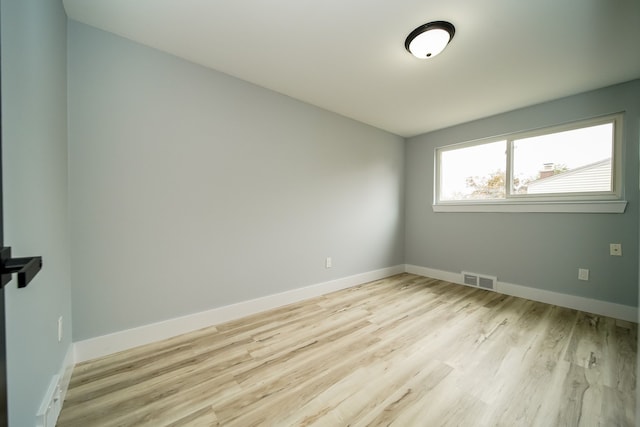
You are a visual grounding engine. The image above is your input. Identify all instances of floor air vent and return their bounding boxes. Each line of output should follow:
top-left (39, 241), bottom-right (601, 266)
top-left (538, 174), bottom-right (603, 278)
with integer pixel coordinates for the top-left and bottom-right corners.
top-left (478, 276), bottom-right (495, 290)
top-left (463, 273), bottom-right (478, 286)
top-left (461, 271), bottom-right (496, 291)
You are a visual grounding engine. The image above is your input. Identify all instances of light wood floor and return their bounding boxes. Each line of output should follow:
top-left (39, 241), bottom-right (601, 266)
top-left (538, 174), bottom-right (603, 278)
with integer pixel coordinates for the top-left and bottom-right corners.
top-left (58, 274), bottom-right (637, 426)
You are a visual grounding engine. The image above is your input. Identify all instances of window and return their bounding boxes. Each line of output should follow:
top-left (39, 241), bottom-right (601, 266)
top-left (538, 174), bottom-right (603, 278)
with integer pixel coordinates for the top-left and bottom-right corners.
top-left (434, 114), bottom-right (626, 213)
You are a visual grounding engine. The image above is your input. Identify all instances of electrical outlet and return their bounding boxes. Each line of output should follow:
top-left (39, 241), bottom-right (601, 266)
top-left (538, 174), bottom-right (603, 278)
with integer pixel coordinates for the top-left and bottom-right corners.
top-left (578, 268), bottom-right (589, 281)
top-left (57, 316), bottom-right (63, 343)
top-left (610, 243), bottom-right (622, 256)
top-left (325, 257), bottom-right (332, 268)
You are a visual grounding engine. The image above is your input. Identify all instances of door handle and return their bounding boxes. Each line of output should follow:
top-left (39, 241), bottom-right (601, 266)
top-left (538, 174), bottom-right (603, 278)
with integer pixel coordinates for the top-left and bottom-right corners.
top-left (0, 247), bottom-right (42, 288)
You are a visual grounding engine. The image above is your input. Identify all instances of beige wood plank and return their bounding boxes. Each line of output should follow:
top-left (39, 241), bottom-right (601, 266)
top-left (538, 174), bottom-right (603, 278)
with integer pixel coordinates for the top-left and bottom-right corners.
top-left (483, 304), bottom-right (581, 425)
top-left (604, 321), bottom-right (637, 392)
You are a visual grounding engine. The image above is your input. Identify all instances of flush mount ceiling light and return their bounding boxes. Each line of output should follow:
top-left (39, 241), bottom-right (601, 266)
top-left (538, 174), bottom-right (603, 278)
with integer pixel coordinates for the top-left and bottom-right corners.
top-left (405, 21), bottom-right (455, 59)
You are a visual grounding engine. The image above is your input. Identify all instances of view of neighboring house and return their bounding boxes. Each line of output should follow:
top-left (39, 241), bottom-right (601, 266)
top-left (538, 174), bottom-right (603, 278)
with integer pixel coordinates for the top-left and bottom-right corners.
top-left (527, 158), bottom-right (612, 194)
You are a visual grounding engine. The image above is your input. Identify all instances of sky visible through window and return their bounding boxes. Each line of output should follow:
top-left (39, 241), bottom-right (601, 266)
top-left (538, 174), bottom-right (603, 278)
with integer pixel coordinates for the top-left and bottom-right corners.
top-left (439, 123), bottom-right (613, 200)
top-left (513, 123), bottom-right (612, 180)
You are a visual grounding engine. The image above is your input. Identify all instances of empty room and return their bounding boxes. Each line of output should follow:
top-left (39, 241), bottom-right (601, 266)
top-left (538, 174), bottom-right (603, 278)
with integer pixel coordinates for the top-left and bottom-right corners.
top-left (1, 0), bottom-right (639, 426)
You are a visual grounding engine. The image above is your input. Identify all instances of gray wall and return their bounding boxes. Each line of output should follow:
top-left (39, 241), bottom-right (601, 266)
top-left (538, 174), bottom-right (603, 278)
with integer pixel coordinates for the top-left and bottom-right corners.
top-left (405, 80), bottom-right (640, 306)
top-left (67, 22), bottom-right (405, 341)
top-left (1, 0), bottom-right (72, 425)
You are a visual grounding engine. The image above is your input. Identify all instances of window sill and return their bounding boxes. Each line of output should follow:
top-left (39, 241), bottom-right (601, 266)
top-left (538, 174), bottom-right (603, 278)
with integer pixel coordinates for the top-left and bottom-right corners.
top-left (432, 200), bottom-right (627, 213)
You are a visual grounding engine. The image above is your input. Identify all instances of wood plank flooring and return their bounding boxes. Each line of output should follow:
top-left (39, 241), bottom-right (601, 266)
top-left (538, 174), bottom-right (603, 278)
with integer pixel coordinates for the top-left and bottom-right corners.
top-left (57, 274), bottom-right (637, 426)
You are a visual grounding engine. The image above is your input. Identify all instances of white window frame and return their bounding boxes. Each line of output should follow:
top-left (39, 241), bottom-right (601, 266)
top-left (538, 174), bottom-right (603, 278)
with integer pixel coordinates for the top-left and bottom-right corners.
top-left (433, 113), bottom-right (626, 213)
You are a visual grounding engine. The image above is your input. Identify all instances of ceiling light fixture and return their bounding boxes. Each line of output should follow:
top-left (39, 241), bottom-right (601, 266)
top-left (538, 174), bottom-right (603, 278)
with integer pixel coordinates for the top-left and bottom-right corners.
top-left (405, 21), bottom-right (455, 59)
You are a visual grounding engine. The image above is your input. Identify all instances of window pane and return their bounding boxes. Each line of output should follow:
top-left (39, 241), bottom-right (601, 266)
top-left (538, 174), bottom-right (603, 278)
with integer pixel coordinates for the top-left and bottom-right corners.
top-left (439, 140), bottom-right (506, 201)
top-left (512, 123), bottom-right (613, 195)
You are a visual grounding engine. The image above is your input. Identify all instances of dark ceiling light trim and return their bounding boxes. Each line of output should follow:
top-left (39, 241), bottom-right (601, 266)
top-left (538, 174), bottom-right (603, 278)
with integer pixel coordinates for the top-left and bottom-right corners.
top-left (405, 21), bottom-right (456, 59)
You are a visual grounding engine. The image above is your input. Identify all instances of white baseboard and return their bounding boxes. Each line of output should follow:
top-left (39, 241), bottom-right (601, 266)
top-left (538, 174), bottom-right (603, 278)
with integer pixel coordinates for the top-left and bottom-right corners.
top-left (73, 263), bottom-right (636, 363)
top-left (60, 344), bottom-right (74, 404)
top-left (405, 264), bottom-right (638, 322)
top-left (405, 265), bottom-right (463, 286)
top-left (36, 345), bottom-right (74, 427)
top-left (74, 265), bottom-right (405, 362)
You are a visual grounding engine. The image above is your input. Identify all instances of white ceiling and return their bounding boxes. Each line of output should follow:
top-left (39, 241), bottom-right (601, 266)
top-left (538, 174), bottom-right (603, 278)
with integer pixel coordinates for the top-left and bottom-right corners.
top-left (63, 0), bottom-right (640, 137)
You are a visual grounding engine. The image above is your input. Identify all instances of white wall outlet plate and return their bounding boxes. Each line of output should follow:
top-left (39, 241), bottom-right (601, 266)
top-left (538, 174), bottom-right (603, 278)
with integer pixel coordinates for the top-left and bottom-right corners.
top-left (58, 316), bottom-right (63, 343)
top-left (578, 268), bottom-right (589, 281)
top-left (609, 243), bottom-right (622, 256)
